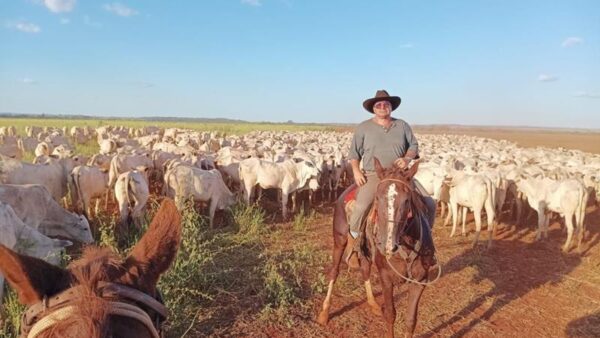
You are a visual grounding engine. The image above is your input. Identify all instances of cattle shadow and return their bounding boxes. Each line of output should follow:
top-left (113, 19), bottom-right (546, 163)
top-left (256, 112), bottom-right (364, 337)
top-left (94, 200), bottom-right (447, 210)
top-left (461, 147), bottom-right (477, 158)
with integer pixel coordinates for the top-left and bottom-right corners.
top-left (565, 311), bottom-right (600, 338)
top-left (423, 225), bottom-right (595, 338)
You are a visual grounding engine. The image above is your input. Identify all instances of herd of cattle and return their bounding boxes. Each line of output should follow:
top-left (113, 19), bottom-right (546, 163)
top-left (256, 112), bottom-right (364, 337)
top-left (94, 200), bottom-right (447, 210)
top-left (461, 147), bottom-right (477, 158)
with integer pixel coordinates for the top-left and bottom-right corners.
top-left (0, 124), bottom-right (599, 304)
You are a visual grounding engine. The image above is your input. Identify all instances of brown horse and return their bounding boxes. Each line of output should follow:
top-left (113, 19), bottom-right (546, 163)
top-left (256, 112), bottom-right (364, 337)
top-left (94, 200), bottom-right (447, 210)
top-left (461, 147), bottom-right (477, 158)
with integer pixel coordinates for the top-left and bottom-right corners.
top-left (317, 159), bottom-right (437, 338)
top-left (0, 198), bottom-right (181, 338)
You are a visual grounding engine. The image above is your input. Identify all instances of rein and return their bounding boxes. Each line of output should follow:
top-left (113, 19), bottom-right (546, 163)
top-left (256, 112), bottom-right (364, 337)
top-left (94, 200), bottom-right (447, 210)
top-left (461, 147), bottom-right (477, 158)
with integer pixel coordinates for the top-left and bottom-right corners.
top-left (21, 282), bottom-right (167, 338)
top-left (374, 177), bottom-right (443, 286)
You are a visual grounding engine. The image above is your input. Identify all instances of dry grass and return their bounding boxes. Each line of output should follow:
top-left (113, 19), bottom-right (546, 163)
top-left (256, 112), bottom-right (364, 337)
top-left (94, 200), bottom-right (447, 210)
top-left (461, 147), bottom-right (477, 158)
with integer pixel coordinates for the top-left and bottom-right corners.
top-left (414, 126), bottom-right (600, 154)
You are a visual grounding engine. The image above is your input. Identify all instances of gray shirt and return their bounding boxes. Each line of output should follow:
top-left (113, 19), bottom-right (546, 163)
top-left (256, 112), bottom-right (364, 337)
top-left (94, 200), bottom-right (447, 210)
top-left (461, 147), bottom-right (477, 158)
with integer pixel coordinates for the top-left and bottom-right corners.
top-left (348, 118), bottom-right (419, 171)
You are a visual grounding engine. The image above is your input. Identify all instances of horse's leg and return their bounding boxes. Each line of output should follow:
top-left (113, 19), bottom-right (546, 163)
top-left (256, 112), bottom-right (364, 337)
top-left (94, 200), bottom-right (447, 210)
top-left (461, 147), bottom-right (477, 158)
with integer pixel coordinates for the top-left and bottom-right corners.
top-left (405, 282), bottom-right (426, 338)
top-left (317, 229), bottom-right (346, 325)
top-left (380, 268), bottom-right (396, 338)
top-left (360, 258), bottom-right (382, 316)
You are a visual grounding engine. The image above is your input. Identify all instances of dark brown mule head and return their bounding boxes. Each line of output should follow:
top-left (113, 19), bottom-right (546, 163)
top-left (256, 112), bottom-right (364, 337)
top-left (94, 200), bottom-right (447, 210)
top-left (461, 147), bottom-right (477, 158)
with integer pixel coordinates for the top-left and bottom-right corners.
top-left (0, 199), bottom-right (182, 338)
top-left (372, 157), bottom-right (421, 257)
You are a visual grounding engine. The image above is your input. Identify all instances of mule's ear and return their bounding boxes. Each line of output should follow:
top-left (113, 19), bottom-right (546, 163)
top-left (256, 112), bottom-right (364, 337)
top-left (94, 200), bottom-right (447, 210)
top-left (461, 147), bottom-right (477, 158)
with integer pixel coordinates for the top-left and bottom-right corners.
top-left (374, 157), bottom-right (384, 179)
top-left (405, 160), bottom-right (420, 179)
top-left (124, 199), bottom-right (182, 292)
top-left (0, 245), bottom-right (69, 305)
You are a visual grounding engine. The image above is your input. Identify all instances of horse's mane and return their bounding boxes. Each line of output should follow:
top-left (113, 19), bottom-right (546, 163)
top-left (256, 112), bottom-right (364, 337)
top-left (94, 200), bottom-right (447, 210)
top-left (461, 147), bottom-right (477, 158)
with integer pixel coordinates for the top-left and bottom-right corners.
top-left (41, 246), bottom-right (127, 338)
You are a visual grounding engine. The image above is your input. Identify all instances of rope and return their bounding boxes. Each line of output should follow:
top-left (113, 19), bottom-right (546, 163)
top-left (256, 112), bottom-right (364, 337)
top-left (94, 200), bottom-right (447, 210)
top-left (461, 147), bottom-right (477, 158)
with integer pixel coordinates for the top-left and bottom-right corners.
top-left (386, 255), bottom-right (443, 286)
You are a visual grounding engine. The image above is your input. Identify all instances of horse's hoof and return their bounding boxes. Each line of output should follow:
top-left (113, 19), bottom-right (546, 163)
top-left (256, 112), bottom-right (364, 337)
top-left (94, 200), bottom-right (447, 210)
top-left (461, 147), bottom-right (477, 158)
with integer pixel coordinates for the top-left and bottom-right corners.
top-left (316, 311), bottom-right (329, 325)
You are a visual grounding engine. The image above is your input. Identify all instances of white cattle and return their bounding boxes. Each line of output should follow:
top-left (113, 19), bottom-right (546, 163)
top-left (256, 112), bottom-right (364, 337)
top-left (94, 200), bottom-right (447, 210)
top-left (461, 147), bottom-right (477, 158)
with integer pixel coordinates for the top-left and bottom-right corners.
top-left (87, 153), bottom-right (114, 171)
top-left (71, 165), bottom-right (109, 219)
top-left (239, 158), bottom-right (320, 219)
top-left (0, 184), bottom-right (93, 243)
top-left (447, 173), bottom-right (496, 248)
top-left (114, 169), bottom-right (150, 227)
top-left (34, 141), bottom-right (53, 157)
top-left (108, 153), bottom-right (154, 188)
top-left (0, 144), bottom-right (23, 160)
top-left (516, 177), bottom-right (588, 251)
top-left (164, 165), bottom-right (235, 227)
top-left (0, 202), bottom-right (72, 304)
top-left (99, 139), bottom-right (117, 155)
top-left (0, 155), bottom-right (75, 202)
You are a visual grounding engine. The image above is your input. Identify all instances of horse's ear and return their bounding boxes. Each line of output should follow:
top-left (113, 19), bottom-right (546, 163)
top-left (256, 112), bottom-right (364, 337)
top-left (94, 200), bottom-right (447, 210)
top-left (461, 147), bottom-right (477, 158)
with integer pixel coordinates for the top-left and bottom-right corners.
top-left (124, 199), bottom-right (182, 292)
top-left (405, 160), bottom-right (420, 179)
top-left (374, 157), bottom-right (384, 179)
top-left (0, 245), bottom-right (69, 305)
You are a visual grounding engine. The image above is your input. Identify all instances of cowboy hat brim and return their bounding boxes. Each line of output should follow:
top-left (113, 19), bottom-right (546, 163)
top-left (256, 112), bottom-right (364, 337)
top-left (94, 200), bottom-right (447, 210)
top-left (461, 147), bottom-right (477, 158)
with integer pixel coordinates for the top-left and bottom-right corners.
top-left (363, 96), bottom-right (401, 113)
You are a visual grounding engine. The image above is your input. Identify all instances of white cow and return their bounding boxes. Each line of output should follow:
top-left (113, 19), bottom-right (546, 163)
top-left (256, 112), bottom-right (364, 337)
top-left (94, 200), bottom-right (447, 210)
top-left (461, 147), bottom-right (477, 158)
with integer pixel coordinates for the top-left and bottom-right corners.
top-left (108, 153), bottom-right (153, 188)
top-left (0, 184), bottom-right (94, 243)
top-left (114, 169), bottom-right (150, 228)
top-left (447, 173), bottom-right (496, 248)
top-left (164, 165), bottom-right (235, 227)
top-left (238, 158), bottom-right (320, 219)
top-left (516, 177), bottom-right (588, 251)
top-left (71, 165), bottom-right (109, 219)
top-left (0, 202), bottom-right (72, 304)
top-left (34, 141), bottom-right (53, 157)
top-left (0, 155), bottom-right (75, 202)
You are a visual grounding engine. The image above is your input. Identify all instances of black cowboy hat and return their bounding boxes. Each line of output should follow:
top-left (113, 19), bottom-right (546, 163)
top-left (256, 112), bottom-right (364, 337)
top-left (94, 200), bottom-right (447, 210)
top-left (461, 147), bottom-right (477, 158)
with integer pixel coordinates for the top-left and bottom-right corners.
top-left (362, 89), bottom-right (401, 113)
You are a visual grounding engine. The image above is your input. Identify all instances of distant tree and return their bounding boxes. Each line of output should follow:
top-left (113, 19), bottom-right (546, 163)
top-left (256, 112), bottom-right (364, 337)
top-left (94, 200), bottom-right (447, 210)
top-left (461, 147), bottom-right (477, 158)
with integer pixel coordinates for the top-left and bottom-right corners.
top-left (287, 120), bottom-right (294, 124)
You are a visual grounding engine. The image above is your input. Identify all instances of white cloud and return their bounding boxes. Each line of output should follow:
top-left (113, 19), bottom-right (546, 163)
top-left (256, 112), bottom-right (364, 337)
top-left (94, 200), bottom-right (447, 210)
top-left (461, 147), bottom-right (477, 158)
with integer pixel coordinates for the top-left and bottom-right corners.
top-left (44, 0), bottom-right (76, 13)
top-left (103, 3), bottom-right (139, 17)
top-left (84, 15), bottom-right (102, 28)
top-left (538, 74), bottom-right (558, 82)
top-left (6, 21), bottom-right (41, 33)
top-left (562, 37), bottom-right (584, 48)
top-left (573, 91), bottom-right (600, 99)
top-left (60, 18), bottom-right (70, 24)
top-left (19, 78), bottom-right (38, 84)
top-left (241, 0), bottom-right (262, 6)
top-left (399, 43), bottom-right (414, 49)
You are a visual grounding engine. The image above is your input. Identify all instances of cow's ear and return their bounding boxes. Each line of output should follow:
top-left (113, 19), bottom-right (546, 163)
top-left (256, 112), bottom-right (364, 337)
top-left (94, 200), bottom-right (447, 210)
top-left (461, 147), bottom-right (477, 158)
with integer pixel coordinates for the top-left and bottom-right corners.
top-left (374, 157), bottom-right (384, 179)
top-left (123, 199), bottom-right (181, 292)
top-left (0, 245), bottom-right (69, 305)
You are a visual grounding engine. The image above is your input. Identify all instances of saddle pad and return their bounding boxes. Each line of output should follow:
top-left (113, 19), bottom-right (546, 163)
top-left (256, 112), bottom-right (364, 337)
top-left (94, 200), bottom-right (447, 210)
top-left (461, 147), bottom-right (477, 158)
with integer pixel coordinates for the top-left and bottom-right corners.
top-left (344, 185), bottom-right (358, 204)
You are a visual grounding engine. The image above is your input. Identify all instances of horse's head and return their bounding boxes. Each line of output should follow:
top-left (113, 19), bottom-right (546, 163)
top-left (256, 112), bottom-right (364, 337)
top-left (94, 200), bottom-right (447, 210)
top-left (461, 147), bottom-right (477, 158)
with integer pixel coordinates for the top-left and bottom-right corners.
top-left (372, 157), bottom-right (421, 257)
top-left (0, 199), bottom-right (182, 338)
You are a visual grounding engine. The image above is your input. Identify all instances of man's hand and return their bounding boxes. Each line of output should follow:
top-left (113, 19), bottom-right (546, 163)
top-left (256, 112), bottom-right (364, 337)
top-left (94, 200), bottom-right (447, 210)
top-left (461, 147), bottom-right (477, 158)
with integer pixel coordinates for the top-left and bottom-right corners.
top-left (353, 170), bottom-right (367, 187)
top-left (393, 157), bottom-right (410, 169)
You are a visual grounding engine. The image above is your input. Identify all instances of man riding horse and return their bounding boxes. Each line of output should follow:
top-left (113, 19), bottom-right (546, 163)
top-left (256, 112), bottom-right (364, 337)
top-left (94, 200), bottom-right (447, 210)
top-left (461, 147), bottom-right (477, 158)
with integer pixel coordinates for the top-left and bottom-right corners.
top-left (346, 89), bottom-right (437, 265)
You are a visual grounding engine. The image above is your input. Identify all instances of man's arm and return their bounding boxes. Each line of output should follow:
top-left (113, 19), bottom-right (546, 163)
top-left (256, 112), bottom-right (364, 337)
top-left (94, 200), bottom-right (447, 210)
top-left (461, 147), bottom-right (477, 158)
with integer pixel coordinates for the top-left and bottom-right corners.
top-left (348, 130), bottom-right (367, 186)
top-left (394, 122), bottom-right (419, 168)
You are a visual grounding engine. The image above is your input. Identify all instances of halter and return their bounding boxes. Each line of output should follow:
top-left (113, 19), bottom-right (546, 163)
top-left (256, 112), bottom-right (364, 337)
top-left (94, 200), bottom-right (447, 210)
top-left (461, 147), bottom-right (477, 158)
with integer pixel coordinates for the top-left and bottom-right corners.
top-left (373, 177), bottom-right (442, 285)
top-left (21, 282), bottom-right (167, 338)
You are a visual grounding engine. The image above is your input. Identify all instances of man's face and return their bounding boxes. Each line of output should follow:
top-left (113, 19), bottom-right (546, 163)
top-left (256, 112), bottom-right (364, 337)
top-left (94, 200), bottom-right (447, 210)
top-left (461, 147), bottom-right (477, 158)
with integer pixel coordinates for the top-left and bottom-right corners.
top-left (373, 100), bottom-right (392, 118)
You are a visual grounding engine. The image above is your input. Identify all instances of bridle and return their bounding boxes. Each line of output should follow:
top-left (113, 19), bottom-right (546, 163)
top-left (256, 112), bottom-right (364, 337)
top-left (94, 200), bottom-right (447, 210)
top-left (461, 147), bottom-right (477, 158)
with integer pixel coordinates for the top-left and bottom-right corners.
top-left (373, 177), bottom-right (442, 286)
top-left (21, 282), bottom-right (167, 338)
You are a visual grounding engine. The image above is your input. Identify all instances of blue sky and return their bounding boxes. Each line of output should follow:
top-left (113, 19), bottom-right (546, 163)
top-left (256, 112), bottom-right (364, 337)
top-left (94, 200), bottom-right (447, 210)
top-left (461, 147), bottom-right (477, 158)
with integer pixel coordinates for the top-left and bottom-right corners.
top-left (1, 0), bottom-right (599, 128)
